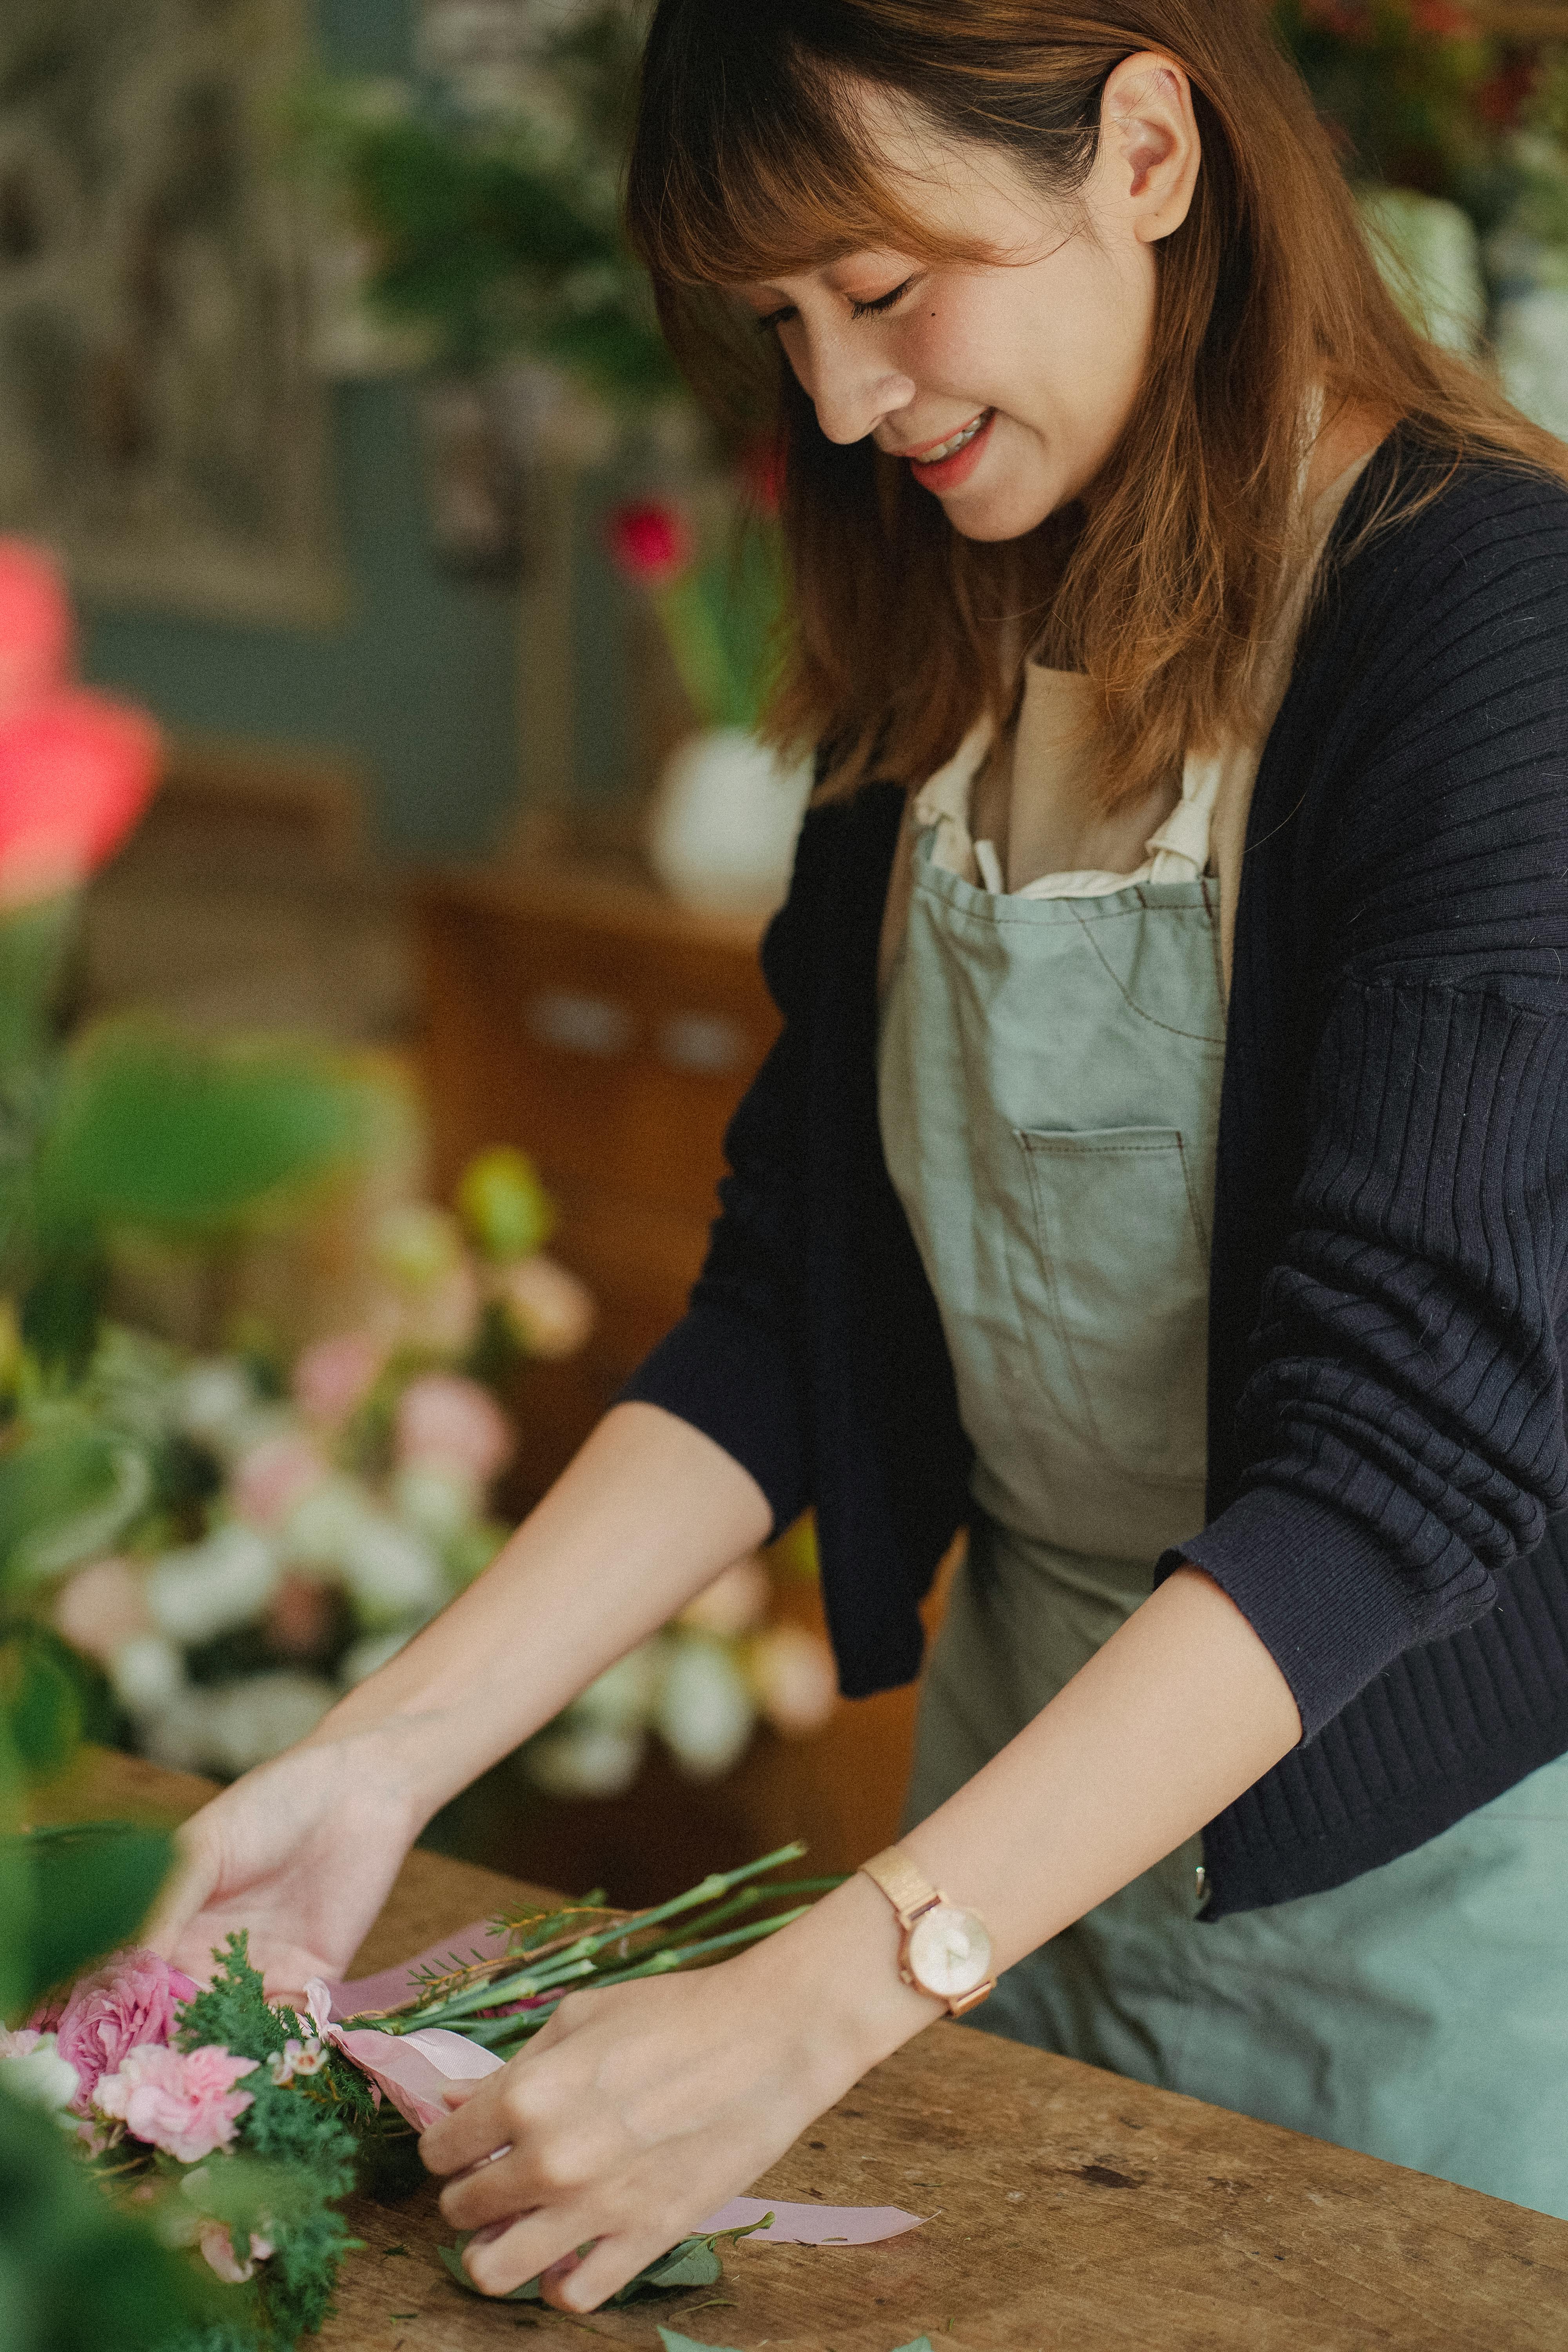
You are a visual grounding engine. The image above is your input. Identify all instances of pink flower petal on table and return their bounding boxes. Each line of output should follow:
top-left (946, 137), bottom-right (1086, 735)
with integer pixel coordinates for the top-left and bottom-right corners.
top-left (696, 2197), bottom-right (926, 2245)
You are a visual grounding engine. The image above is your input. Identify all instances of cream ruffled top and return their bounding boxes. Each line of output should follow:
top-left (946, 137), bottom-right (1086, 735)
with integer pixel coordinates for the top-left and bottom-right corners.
top-left (880, 450), bottom-right (1373, 999)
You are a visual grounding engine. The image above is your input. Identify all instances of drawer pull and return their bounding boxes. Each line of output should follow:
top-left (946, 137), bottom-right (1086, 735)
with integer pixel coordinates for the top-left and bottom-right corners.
top-left (658, 1011), bottom-right (748, 1075)
top-left (526, 991), bottom-right (635, 1057)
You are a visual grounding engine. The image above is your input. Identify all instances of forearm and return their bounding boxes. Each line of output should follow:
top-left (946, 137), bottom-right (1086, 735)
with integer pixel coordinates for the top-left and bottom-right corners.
top-left (758, 1565), bottom-right (1302, 2076)
top-left (301, 1401), bottom-right (772, 1832)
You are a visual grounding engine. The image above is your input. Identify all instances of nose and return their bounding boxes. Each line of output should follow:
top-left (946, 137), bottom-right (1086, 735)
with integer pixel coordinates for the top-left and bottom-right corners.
top-left (791, 329), bottom-right (915, 447)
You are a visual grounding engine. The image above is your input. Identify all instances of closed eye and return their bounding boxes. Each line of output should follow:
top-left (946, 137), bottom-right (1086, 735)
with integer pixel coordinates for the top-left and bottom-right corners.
top-left (849, 277), bottom-right (915, 319)
top-left (754, 276), bottom-right (916, 334)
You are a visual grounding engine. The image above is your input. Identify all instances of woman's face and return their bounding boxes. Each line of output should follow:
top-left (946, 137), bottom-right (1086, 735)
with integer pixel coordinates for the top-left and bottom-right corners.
top-left (734, 59), bottom-right (1201, 543)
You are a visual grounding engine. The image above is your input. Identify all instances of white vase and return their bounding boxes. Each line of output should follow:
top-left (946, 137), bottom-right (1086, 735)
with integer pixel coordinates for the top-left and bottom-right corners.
top-left (646, 727), bottom-right (814, 911)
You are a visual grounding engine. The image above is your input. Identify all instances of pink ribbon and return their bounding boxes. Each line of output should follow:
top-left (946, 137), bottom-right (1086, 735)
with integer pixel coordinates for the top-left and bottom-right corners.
top-left (307, 1960), bottom-right (926, 2244)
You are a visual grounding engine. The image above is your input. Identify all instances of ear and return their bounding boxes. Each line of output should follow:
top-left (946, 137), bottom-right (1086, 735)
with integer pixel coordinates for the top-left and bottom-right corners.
top-left (1098, 52), bottom-right (1201, 245)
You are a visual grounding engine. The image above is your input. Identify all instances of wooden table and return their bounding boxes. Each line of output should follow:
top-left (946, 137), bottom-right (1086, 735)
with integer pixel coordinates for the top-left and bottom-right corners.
top-left (40, 1750), bottom-right (1568, 2352)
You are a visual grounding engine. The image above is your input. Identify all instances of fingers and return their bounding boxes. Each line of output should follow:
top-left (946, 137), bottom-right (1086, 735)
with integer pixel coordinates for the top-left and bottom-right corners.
top-left (459, 2207), bottom-right (584, 2299)
top-left (421, 2071), bottom-right (521, 2178)
top-left (544, 2227), bottom-right (687, 2314)
top-left (459, 2204), bottom-right (685, 2311)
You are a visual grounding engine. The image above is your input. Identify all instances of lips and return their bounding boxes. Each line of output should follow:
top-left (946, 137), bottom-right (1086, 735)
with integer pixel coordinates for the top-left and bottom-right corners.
top-left (894, 409), bottom-right (992, 463)
top-left (906, 408), bottom-right (997, 494)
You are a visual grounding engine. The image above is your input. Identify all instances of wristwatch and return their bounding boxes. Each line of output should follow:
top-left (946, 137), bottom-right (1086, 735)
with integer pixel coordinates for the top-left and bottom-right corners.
top-left (858, 1846), bottom-right (995, 2017)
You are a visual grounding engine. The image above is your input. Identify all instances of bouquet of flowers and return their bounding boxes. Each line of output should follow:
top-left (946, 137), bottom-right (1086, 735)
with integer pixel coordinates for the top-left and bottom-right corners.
top-left (1, 1851), bottom-right (826, 2344)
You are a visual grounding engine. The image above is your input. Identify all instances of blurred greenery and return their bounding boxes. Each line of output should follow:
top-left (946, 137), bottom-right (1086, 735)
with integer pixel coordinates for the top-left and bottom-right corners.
top-left (299, 2), bottom-right (678, 397)
top-left (0, 1491), bottom-right (201, 2352)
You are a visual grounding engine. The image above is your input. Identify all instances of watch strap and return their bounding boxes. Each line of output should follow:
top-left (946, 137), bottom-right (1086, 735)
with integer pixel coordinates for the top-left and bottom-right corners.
top-left (859, 1845), bottom-right (944, 1928)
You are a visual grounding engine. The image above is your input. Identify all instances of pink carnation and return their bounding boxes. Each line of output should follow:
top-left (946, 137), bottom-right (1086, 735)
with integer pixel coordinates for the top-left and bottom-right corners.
top-left (53, 1948), bottom-right (200, 2116)
top-left (294, 1331), bottom-right (386, 1426)
top-left (94, 2042), bottom-right (257, 2163)
top-left (394, 1372), bottom-right (513, 1483)
top-left (198, 2219), bottom-right (274, 2283)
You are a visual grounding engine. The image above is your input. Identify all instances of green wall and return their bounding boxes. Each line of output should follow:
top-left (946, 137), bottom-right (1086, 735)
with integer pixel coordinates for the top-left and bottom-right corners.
top-left (78, 0), bottom-right (526, 860)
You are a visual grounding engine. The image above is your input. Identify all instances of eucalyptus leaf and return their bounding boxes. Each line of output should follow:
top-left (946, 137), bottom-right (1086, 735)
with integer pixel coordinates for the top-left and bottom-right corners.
top-left (657, 2332), bottom-right (743, 2352)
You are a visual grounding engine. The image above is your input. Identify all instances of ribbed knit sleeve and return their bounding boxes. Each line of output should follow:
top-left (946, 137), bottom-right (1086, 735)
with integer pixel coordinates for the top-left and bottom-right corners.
top-left (1173, 451), bottom-right (1568, 1740)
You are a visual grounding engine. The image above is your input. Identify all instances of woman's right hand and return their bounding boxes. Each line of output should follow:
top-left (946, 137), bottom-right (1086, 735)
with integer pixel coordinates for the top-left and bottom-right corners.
top-left (143, 1730), bottom-right (423, 2000)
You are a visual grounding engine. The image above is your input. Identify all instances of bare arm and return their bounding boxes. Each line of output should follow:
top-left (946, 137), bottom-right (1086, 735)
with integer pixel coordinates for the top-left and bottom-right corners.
top-left (149, 1402), bottom-right (771, 1985)
top-left (425, 1561), bottom-right (1301, 2311)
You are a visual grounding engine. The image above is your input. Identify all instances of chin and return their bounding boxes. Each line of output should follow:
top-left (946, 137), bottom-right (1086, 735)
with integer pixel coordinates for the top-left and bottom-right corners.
top-left (942, 487), bottom-right (1061, 543)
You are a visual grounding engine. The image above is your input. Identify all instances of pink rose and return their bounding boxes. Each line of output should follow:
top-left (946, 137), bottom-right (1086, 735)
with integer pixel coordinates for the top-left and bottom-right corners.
top-left (394, 1372), bottom-right (513, 1483)
top-left (232, 1433), bottom-right (330, 1527)
top-left (53, 1949), bottom-right (201, 2116)
top-left (294, 1331), bottom-right (386, 1426)
top-left (53, 1558), bottom-right (152, 1662)
top-left (198, 2220), bottom-right (274, 2284)
top-left (94, 2043), bottom-right (257, 2163)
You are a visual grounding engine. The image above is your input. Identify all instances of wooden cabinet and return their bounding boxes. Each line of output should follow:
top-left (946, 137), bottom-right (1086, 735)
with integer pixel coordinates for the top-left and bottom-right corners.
top-left (411, 862), bottom-right (780, 1499)
top-left (408, 861), bottom-right (944, 1891)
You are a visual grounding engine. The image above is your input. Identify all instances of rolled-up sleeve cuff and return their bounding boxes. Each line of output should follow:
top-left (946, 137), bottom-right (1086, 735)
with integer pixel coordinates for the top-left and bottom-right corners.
top-left (1158, 1485), bottom-right (1435, 1742)
top-left (617, 1305), bottom-right (809, 1538)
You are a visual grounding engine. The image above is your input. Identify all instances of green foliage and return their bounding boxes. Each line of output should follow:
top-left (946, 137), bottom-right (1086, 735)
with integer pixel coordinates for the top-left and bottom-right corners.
top-left (0, 1414), bottom-right (152, 1586)
top-left (36, 1024), bottom-right (388, 1243)
top-left (175, 1933), bottom-right (392, 2347)
top-left (1273, 0), bottom-right (1505, 214)
top-left (298, 5), bottom-right (681, 398)
top-left (3, 1818), bottom-right (173, 2012)
top-left (0, 2080), bottom-right (213, 2352)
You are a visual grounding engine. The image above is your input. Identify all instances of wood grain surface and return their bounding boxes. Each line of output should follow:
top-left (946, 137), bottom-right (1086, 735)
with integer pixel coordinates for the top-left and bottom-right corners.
top-left (36, 1750), bottom-right (1568, 2352)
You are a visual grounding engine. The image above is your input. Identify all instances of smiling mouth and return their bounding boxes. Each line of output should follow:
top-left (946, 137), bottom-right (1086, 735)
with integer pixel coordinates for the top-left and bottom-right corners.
top-left (901, 409), bottom-right (993, 464)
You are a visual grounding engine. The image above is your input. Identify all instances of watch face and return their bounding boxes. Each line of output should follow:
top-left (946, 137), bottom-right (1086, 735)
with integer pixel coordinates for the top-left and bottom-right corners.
top-left (906, 1903), bottom-right (993, 2000)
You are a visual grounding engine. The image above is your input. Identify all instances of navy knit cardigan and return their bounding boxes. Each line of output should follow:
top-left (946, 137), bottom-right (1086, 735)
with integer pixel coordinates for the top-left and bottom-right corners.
top-left (624, 433), bottom-right (1568, 1917)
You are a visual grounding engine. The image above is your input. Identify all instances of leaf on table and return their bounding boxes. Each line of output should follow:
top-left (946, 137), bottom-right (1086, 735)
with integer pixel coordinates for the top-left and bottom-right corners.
top-left (657, 2332), bottom-right (743, 2352)
top-left (640, 2239), bottom-right (722, 2288)
top-left (439, 2216), bottom-right (771, 2308)
top-left (891, 2340), bottom-right (936, 2351)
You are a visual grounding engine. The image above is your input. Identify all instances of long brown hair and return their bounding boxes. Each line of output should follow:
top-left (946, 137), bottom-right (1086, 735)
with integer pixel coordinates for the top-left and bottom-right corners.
top-left (626, 0), bottom-right (1566, 808)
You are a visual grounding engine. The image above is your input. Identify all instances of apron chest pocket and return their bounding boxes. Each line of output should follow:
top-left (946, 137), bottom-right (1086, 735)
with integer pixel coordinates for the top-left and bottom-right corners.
top-left (1016, 1125), bottom-right (1211, 1486)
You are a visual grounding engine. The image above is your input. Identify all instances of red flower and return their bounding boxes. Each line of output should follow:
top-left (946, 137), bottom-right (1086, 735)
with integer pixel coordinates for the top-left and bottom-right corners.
top-left (1476, 57), bottom-right (1539, 127)
top-left (604, 498), bottom-right (694, 586)
top-left (0, 539), bottom-right (74, 713)
top-left (0, 691), bottom-right (162, 907)
top-left (1409, 0), bottom-right (1475, 34)
top-left (737, 438), bottom-right (786, 517)
top-left (0, 537), bottom-right (161, 905)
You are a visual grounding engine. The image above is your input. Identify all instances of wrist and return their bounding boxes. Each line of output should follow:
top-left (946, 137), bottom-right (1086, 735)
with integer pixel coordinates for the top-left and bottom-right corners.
top-left (296, 1706), bottom-right (454, 1845)
top-left (742, 1871), bottom-right (943, 2104)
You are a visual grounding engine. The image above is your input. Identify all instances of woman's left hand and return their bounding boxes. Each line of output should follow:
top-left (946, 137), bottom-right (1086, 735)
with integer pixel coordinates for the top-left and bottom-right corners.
top-left (418, 1877), bottom-right (936, 2313)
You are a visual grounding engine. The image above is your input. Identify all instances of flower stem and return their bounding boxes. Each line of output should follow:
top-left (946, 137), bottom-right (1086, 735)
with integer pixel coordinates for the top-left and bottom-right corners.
top-left (394, 1844), bottom-right (807, 2031)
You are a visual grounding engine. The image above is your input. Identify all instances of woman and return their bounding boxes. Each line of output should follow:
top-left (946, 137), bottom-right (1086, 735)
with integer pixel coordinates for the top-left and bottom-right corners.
top-left (152, 0), bottom-right (1568, 2311)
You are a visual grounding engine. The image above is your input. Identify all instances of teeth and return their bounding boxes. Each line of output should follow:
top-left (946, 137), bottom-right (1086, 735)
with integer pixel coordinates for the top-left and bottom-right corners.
top-left (918, 412), bottom-right (989, 464)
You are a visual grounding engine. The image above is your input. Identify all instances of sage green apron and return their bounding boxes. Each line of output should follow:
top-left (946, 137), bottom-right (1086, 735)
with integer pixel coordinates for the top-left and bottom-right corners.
top-left (879, 813), bottom-right (1568, 2218)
